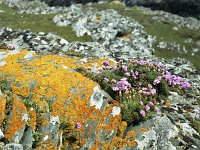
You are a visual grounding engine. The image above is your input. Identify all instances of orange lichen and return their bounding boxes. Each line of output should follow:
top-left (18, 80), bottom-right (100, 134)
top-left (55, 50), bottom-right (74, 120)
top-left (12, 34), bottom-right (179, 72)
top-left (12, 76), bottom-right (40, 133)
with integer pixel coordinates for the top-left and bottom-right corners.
top-left (4, 96), bottom-right (27, 139)
top-left (0, 95), bottom-right (6, 126)
top-left (28, 108), bottom-right (36, 131)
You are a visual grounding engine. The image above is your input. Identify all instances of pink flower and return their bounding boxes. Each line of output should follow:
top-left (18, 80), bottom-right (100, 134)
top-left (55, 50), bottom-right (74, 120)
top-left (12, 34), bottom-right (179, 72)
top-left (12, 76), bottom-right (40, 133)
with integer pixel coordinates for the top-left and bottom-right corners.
top-left (112, 87), bottom-right (119, 91)
top-left (125, 72), bottom-right (131, 76)
top-left (102, 61), bottom-right (110, 66)
top-left (154, 107), bottom-right (159, 112)
top-left (145, 105), bottom-right (150, 111)
top-left (122, 65), bottom-right (128, 72)
top-left (112, 65), bottom-right (117, 71)
top-left (153, 76), bottom-right (162, 85)
top-left (150, 89), bottom-right (156, 95)
top-left (181, 81), bottom-right (191, 89)
top-left (104, 77), bottom-right (109, 82)
top-left (148, 102), bottom-right (154, 107)
top-left (76, 122), bottom-right (81, 129)
top-left (140, 110), bottom-right (146, 117)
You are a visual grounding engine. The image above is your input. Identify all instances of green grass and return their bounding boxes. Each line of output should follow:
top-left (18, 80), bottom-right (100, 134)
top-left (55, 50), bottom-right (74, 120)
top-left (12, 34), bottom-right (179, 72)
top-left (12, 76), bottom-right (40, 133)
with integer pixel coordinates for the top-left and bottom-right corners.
top-left (0, 3), bottom-right (91, 42)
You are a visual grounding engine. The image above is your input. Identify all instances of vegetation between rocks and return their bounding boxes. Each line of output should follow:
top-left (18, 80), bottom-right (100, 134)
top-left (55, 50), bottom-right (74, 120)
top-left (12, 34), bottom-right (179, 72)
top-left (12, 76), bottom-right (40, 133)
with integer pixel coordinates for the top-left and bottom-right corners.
top-left (77, 59), bottom-right (191, 124)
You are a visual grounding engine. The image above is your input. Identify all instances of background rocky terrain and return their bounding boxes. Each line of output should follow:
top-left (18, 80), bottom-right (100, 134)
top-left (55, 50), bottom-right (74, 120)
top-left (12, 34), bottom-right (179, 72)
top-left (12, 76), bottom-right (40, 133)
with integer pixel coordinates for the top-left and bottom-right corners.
top-left (0, 0), bottom-right (199, 150)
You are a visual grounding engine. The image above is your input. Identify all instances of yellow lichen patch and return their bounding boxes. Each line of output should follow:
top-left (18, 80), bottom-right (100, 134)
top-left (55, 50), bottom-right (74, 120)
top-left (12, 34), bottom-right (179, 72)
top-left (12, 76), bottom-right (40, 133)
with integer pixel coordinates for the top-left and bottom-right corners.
top-left (4, 96), bottom-right (27, 139)
top-left (0, 95), bottom-right (6, 126)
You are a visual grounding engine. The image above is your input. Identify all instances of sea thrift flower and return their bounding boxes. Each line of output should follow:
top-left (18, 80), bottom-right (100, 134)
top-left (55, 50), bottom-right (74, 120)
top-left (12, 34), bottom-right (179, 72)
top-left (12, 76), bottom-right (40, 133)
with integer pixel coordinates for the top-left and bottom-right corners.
top-left (140, 110), bottom-right (146, 117)
top-left (112, 65), bottom-right (117, 71)
top-left (76, 122), bottom-right (81, 129)
top-left (153, 76), bottom-right (162, 85)
top-left (181, 81), bottom-right (191, 89)
top-left (145, 105), bottom-right (150, 111)
top-left (112, 87), bottom-right (119, 91)
top-left (102, 61), bottom-right (110, 66)
top-left (148, 102), bottom-right (154, 107)
top-left (112, 78), bottom-right (131, 91)
top-left (125, 72), bottom-right (131, 76)
top-left (104, 77), bottom-right (109, 82)
top-left (150, 89), bottom-right (156, 95)
top-left (122, 65), bottom-right (128, 72)
top-left (134, 71), bottom-right (139, 76)
top-left (138, 60), bottom-right (145, 65)
top-left (154, 107), bottom-right (159, 112)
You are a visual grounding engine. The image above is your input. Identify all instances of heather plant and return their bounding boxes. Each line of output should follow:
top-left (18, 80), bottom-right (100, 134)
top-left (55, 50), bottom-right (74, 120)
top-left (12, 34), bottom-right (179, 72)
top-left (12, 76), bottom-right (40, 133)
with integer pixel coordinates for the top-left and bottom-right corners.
top-left (80, 59), bottom-right (191, 124)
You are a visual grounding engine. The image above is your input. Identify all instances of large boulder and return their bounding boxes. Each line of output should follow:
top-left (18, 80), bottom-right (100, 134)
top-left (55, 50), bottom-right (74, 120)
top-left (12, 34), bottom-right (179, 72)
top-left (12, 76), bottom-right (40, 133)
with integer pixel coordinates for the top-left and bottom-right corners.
top-left (0, 49), bottom-right (137, 149)
top-left (123, 0), bottom-right (200, 19)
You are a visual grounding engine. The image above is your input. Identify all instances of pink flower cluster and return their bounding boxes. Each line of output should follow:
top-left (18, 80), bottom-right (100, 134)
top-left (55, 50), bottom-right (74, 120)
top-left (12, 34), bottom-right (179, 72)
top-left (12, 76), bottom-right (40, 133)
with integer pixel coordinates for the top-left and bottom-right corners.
top-left (140, 84), bottom-right (156, 96)
top-left (162, 71), bottom-right (191, 89)
top-left (140, 100), bottom-right (160, 117)
top-left (112, 78), bottom-right (132, 91)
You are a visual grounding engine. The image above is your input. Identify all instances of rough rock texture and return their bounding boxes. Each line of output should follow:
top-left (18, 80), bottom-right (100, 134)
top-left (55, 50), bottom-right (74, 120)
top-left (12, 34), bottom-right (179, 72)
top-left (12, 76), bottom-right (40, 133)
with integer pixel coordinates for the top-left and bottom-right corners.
top-left (123, 0), bottom-right (200, 19)
top-left (71, 9), bottom-right (155, 56)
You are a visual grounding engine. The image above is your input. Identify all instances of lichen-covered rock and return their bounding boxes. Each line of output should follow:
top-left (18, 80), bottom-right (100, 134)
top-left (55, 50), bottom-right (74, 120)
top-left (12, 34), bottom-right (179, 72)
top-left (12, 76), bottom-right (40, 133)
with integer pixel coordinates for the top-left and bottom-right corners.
top-left (0, 49), bottom-right (137, 149)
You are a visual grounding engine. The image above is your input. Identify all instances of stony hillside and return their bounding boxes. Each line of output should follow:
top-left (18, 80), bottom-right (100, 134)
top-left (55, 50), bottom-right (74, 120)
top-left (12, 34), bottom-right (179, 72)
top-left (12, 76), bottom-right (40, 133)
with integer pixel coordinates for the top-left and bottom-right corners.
top-left (0, 0), bottom-right (199, 150)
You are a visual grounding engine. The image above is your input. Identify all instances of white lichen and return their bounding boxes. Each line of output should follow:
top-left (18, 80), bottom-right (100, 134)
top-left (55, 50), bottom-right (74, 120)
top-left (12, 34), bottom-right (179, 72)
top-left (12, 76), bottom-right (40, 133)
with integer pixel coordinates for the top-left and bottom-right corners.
top-left (0, 129), bottom-right (4, 139)
top-left (50, 116), bottom-right (60, 126)
top-left (22, 113), bottom-right (29, 122)
top-left (24, 51), bottom-right (34, 61)
top-left (90, 86), bottom-right (104, 109)
top-left (44, 135), bottom-right (48, 141)
top-left (111, 106), bottom-right (121, 117)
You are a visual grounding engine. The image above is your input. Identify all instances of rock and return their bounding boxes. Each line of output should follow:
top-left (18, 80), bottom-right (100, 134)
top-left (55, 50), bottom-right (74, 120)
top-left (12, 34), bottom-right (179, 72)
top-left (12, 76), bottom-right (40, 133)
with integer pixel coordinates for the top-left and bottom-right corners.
top-left (20, 127), bottom-right (33, 150)
top-left (61, 41), bottom-right (110, 58)
top-left (4, 144), bottom-right (23, 150)
top-left (72, 9), bottom-right (154, 57)
top-left (131, 114), bottom-right (200, 150)
top-left (0, 129), bottom-right (4, 139)
top-left (52, 5), bottom-right (84, 26)
top-left (0, 27), bottom-right (69, 54)
top-left (0, 142), bottom-right (5, 150)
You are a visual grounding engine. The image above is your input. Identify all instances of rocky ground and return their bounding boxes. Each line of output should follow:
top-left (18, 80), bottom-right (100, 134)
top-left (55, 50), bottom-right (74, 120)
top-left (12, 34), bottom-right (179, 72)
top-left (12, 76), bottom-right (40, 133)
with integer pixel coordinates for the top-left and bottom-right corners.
top-left (0, 0), bottom-right (199, 150)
